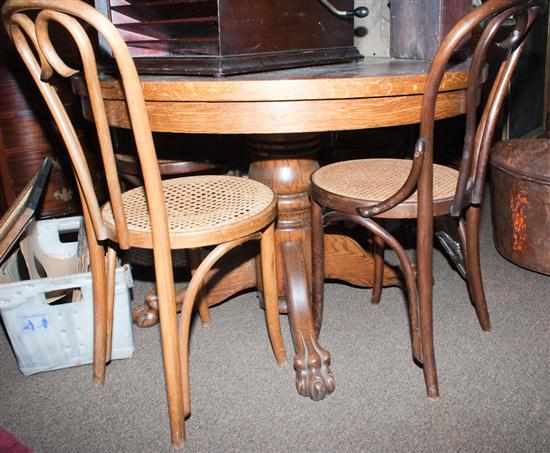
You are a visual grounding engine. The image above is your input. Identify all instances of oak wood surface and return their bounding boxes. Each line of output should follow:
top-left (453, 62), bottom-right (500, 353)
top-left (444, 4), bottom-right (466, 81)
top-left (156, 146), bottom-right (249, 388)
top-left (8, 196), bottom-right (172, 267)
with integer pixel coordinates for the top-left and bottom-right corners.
top-left (75, 58), bottom-right (469, 134)
top-left (79, 58), bottom-right (469, 102)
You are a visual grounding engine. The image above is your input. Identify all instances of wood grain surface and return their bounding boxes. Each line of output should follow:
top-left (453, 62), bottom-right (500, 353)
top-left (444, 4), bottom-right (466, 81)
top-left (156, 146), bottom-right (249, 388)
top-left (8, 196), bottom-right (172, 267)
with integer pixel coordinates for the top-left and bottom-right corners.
top-left (76, 58), bottom-right (469, 134)
top-left (80, 58), bottom-right (469, 102)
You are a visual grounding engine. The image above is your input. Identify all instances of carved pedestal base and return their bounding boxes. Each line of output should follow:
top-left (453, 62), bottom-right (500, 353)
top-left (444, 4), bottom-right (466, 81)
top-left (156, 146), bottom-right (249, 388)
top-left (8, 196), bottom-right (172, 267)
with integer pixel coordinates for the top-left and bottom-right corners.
top-left (131, 133), bottom-right (401, 401)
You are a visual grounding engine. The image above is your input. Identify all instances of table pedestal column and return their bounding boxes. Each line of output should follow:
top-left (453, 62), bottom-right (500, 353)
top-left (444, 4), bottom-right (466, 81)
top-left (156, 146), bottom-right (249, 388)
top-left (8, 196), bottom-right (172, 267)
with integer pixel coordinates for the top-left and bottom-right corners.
top-left (248, 133), bottom-right (335, 401)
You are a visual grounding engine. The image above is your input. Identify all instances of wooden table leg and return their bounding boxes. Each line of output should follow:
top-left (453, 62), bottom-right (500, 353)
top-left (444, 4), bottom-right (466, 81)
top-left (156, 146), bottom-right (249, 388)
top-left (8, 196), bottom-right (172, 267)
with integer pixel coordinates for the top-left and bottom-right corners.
top-left (247, 133), bottom-right (336, 400)
top-left (282, 240), bottom-right (335, 400)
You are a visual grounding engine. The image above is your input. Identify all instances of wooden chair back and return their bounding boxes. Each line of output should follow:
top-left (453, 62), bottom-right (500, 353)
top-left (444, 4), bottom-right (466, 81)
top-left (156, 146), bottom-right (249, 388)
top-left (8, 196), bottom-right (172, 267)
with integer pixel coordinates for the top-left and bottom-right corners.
top-left (2, 0), bottom-right (170, 256)
top-left (355, 0), bottom-right (541, 221)
top-left (423, 0), bottom-right (542, 216)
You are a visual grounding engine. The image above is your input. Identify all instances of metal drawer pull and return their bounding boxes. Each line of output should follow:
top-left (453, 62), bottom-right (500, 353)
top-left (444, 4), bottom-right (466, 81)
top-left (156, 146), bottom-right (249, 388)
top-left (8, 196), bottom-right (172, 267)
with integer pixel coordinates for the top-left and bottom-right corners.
top-left (318, 0), bottom-right (369, 18)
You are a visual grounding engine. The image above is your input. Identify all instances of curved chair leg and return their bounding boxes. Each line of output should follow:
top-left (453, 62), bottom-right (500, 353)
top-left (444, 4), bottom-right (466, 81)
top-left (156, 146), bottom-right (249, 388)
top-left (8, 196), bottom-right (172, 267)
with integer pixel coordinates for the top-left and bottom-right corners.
top-left (178, 233), bottom-right (269, 418)
top-left (371, 234), bottom-right (385, 305)
top-left (416, 211), bottom-right (439, 400)
top-left (105, 246), bottom-right (117, 363)
top-left (464, 207), bottom-right (491, 331)
top-left (82, 204), bottom-right (108, 385)
top-left (324, 212), bottom-right (422, 364)
top-left (311, 199), bottom-right (324, 337)
top-left (357, 217), bottom-right (422, 364)
top-left (260, 223), bottom-right (287, 365)
top-left (153, 251), bottom-right (185, 447)
top-left (188, 249), bottom-right (211, 326)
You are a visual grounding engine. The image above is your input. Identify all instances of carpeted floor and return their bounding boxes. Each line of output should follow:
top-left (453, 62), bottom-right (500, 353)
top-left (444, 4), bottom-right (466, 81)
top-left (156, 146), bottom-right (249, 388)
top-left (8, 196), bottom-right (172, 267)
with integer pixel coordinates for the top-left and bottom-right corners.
top-left (0, 209), bottom-right (549, 453)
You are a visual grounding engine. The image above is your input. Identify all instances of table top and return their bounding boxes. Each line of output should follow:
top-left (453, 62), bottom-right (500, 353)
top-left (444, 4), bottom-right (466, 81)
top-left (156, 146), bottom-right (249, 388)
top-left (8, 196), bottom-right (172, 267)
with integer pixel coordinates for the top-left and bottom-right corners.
top-left (75, 57), bottom-right (469, 134)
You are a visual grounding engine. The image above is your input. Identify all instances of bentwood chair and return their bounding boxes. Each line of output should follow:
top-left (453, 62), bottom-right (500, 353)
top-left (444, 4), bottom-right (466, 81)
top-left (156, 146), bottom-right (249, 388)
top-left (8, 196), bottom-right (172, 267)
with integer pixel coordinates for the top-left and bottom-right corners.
top-left (2, 0), bottom-right (286, 447)
top-left (310, 0), bottom-right (541, 399)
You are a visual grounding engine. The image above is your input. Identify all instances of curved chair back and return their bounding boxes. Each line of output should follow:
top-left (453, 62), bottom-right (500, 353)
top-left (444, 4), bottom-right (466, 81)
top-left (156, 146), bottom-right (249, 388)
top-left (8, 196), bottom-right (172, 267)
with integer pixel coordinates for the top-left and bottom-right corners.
top-left (419, 0), bottom-right (542, 216)
top-left (2, 0), bottom-right (171, 260)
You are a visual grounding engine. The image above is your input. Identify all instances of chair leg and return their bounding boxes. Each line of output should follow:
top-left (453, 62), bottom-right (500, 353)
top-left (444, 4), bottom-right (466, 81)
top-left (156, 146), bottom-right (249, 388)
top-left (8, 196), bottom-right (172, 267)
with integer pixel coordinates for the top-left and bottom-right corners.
top-left (105, 246), bottom-right (117, 363)
top-left (311, 199), bottom-right (324, 337)
top-left (179, 236), bottom-right (259, 419)
top-left (323, 212), bottom-right (422, 364)
top-left (369, 228), bottom-right (422, 365)
top-left (464, 207), bottom-right (491, 331)
top-left (153, 253), bottom-right (185, 448)
top-left (371, 234), bottom-right (385, 305)
top-left (260, 223), bottom-right (287, 365)
top-left (417, 217), bottom-right (439, 400)
top-left (82, 208), bottom-right (108, 385)
top-left (188, 249), bottom-right (211, 326)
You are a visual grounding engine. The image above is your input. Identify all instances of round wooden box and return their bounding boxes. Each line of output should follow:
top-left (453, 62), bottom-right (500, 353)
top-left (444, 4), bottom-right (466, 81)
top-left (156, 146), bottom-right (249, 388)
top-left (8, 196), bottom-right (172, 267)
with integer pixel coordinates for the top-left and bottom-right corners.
top-left (490, 139), bottom-right (550, 275)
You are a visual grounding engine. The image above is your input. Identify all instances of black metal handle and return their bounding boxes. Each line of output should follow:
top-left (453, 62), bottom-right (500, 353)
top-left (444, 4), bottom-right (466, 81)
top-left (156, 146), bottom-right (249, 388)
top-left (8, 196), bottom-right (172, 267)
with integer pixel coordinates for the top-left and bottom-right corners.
top-left (319, 1), bottom-right (369, 18)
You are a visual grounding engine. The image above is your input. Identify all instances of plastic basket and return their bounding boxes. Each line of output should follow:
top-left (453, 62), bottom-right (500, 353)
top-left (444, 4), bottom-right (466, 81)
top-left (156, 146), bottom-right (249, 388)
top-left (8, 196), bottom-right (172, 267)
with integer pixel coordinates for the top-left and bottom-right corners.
top-left (0, 217), bottom-right (134, 376)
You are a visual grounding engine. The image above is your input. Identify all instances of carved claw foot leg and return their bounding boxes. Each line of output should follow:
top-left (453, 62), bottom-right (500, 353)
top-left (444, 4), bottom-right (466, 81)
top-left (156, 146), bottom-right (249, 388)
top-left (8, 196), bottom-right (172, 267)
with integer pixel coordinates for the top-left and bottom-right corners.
top-left (282, 241), bottom-right (335, 401)
top-left (132, 288), bottom-right (160, 327)
top-left (294, 333), bottom-right (335, 401)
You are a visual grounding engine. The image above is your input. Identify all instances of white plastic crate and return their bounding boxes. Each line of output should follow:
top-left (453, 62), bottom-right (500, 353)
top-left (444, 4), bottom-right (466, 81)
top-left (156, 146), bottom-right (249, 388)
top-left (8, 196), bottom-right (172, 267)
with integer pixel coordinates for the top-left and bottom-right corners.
top-left (0, 217), bottom-right (135, 376)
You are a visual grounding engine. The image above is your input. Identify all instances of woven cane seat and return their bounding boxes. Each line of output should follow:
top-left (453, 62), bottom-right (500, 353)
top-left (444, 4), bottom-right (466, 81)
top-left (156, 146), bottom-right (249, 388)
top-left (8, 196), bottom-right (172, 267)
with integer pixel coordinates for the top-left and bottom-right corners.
top-left (311, 159), bottom-right (459, 218)
top-left (102, 175), bottom-right (277, 248)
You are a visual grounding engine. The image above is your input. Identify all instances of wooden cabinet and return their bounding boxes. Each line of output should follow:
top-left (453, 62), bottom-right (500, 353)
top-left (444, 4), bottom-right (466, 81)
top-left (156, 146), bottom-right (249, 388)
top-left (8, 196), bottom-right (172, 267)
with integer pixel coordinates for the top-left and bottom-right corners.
top-left (94, 0), bottom-right (361, 76)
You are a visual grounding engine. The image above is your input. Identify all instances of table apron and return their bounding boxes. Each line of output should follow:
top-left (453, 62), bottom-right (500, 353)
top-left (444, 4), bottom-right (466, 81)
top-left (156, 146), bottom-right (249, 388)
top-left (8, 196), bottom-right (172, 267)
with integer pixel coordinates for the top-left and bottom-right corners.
top-left (81, 90), bottom-right (466, 134)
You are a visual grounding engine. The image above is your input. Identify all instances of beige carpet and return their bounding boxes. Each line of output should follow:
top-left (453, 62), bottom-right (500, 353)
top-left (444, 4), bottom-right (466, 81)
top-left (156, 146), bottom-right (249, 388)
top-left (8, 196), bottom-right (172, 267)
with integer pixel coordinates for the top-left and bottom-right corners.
top-left (1, 210), bottom-right (549, 452)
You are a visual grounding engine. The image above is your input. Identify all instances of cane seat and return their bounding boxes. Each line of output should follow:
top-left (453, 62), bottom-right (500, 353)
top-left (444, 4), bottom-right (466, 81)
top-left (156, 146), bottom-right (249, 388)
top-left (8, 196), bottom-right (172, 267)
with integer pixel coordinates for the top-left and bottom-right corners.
top-left (311, 158), bottom-right (459, 218)
top-left (102, 175), bottom-right (276, 248)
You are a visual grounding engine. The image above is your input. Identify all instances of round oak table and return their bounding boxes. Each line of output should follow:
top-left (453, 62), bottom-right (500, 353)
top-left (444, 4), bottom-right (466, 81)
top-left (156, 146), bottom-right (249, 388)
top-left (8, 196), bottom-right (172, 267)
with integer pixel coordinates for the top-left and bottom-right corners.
top-left (75, 57), bottom-right (468, 401)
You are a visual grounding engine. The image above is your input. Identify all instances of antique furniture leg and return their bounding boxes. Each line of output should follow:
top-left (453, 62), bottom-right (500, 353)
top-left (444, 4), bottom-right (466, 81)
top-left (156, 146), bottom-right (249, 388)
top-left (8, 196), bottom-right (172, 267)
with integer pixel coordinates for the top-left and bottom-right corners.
top-left (81, 198), bottom-right (108, 385)
top-left (371, 234), bottom-right (385, 304)
top-left (311, 199), bottom-right (324, 336)
top-left (247, 133), bottom-right (400, 398)
top-left (464, 206), bottom-right (491, 331)
top-left (282, 240), bottom-right (335, 401)
top-left (321, 212), bottom-right (422, 364)
top-left (353, 217), bottom-right (422, 364)
top-left (179, 230), bottom-right (286, 418)
top-left (152, 247), bottom-right (185, 446)
top-left (417, 169), bottom-right (439, 400)
top-left (105, 246), bottom-right (117, 363)
top-left (260, 223), bottom-right (288, 365)
top-left (189, 248), bottom-right (211, 326)
top-left (248, 133), bottom-right (336, 400)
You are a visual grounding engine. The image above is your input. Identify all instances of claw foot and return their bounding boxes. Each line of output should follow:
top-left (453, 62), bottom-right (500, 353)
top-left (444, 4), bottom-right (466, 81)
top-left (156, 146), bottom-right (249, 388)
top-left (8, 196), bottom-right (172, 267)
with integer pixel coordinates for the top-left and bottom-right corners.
top-left (132, 289), bottom-right (160, 327)
top-left (294, 334), bottom-right (335, 401)
top-left (132, 302), bottom-right (159, 327)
